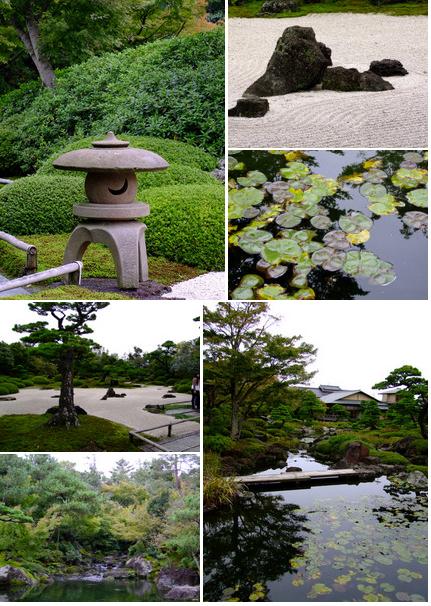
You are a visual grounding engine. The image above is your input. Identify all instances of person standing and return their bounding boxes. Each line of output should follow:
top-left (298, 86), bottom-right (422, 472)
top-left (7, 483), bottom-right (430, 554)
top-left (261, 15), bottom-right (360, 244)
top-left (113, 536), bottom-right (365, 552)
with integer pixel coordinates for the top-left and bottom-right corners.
top-left (191, 374), bottom-right (200, 410)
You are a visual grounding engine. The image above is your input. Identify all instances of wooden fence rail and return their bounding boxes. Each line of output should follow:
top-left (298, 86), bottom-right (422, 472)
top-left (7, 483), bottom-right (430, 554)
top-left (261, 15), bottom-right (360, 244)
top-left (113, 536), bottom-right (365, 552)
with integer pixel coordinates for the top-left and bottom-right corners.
top-left (0, 231), bottom-right (38, 274)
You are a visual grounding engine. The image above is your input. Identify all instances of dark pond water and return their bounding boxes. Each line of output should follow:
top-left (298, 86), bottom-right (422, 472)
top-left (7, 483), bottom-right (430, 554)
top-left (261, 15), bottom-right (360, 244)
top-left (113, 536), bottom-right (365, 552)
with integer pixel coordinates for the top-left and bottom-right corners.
top-left (4, 578), bottom-right (162, 602)
top-left (228, 150), bottom-right (428, 299)
top-left (204, 453), bottom-right (428, 602)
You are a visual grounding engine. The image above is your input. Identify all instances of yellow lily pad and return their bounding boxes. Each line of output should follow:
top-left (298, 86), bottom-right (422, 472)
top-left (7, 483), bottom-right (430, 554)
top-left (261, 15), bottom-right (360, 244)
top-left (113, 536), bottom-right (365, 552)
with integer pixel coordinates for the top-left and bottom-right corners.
top-left (346, 229), bottom-right (370, 245)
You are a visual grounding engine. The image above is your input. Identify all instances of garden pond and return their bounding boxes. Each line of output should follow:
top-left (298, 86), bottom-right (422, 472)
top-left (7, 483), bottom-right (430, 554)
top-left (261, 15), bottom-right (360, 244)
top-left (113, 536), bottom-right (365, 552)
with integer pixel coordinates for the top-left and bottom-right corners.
top-left (228, 150), bottom-right (428, 299)
top-left (204, 452), bottom-right (428, 602)
top-left (2, 578), bottom-right (163, 602)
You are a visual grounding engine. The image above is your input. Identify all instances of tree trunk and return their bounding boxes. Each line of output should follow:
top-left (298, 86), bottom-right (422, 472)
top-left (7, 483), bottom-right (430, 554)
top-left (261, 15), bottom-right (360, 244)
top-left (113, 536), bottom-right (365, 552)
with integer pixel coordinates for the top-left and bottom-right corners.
top-left (15, 17), bottom-right (56, 88)
top-left (230, 400), bottom-right (240, 440)
top-left (49, 349), bottom-right (79, 428)
top-left (418, 403), bottom-right (427, 439)
top-left (173, 455), bottom-right (182, 493)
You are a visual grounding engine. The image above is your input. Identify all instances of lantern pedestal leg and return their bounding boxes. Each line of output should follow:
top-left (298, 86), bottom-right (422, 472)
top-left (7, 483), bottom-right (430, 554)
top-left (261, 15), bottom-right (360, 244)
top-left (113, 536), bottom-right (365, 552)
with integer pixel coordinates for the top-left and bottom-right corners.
top-left (63, 221), bottom-right (148, 289)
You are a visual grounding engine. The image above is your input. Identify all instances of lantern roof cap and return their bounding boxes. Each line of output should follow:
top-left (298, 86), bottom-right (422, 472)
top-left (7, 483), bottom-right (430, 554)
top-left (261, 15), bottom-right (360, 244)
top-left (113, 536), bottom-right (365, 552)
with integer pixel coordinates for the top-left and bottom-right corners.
top-left (53, 132), bottom-right (169, 173)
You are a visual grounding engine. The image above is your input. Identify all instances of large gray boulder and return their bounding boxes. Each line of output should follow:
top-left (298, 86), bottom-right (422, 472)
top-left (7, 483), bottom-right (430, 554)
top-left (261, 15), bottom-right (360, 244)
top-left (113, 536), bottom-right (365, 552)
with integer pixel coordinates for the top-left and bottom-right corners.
top-left (0, 566), bottom-right (35, 587)
top-left (125, 556), bottom-right (152, 578)
top-left (228, 96), bottom-right (269, 118)
top-left (157, 567), bottom-right (199, 594)
top-left (165, 585), bottom-right (200, 600)
top-left (244, 26), bottom-right (332, 97)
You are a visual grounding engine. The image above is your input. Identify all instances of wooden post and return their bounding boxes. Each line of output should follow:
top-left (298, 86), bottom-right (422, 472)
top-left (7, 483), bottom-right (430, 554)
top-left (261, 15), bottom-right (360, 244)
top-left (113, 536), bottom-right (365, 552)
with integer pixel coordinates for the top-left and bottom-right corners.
top-left (168, 423), bottom-right (172, 437)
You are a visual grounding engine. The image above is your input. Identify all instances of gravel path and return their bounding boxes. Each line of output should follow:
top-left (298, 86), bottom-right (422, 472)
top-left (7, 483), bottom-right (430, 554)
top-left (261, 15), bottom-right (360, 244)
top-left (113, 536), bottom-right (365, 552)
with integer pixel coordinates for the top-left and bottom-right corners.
top-left (1, 386), bottom-right (199, 437)
top-left (228, 14), bottom-right (427, 148)
top-left (162, 272), bottom-right (226, 299)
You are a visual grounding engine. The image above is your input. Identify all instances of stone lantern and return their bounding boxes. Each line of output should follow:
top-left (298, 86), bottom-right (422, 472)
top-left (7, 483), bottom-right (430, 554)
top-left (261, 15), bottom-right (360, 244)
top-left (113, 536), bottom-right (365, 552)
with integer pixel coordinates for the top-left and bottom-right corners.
top-left (54, 132), bottom-right (169, 289)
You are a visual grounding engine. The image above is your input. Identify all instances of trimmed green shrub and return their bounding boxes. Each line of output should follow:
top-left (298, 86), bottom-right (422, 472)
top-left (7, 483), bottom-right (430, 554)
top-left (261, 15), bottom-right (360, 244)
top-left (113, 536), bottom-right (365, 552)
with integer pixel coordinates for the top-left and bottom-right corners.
top-left (370, 449), bottom-right (410, 465)
top-left (143, 184), bottom-right (224, 270)
top-left (204, 434), bottom-right (235, 453)
top-left (37, 135), bottom-right (218, 175)
top-left (0, 29), bottom-right (224, 175)
top-left (174, 379), bottom-right (192, 394)
top-left (29, 376), bottom-right (51, 385)
top-left (0, 383), bottom-right (19, 395)
top-left (0, 176), bottom-right (85, 235)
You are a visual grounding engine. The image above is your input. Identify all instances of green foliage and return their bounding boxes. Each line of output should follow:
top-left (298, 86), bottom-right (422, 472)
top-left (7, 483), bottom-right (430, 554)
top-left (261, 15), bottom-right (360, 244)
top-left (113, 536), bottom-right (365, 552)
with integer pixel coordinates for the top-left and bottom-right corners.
top-left (174, 379), bottom-right (193, 394)
top-left (204, 434), bottom-right (235, 453)
top-left (0, 176), bottom-right (85, 235)
top-left (0, 382), bottom-right (19, 395)
top-left (0, 28), bottom-right (224, 174)
top-left (144, 184), bottom-right (225, 270)
top-left (313, 433), bottom-right (372, 457)
top-left (369, 449), bottom-right (410, 465)
top-left (294, 390), bottom-right (326, 421)
top-left (204, 453), bottom-right (239, 510)
top-left (357, 400), bottom-right (381, 429)
top-left (330, 403), bottom-right (350, 420)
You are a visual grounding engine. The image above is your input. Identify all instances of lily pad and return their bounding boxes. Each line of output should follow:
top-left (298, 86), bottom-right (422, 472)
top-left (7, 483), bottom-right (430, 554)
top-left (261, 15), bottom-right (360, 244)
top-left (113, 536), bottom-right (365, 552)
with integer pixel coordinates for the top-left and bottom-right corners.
top-left (256, 284), bottom-right (288, 300)
top-left (360, 183), bottom-right (387, 199)
top-left (231, 286), bottom-right (254, 300)
top-left (237, 229), bottom-right (273, 254)
top-left (238, 274), bottom-right (264, 288)
top-left (392, 168), bottom-right (428, 189)
top-left (310, 215), bottom-right (332, 230)
top-left (293, 287), bottom-right (315, 299)
top-left (368, 195), bottom-right (399, 215)
top-left (339, 212), bottom-right (373, 234)
top-left (229, 187), bottom-right (264, 219)
top-left (276, 209), bottom-right (306, 228)
top-left (280, 161), bottom-right (310, 179)
top-left (237, 170), bottom-right (267, 187)
top-left (256, 259), bottom-right (288, 280)
top-left (402, 211), bottom-right (428, 230)
top-left (406, 188), bottom-right (428, 208)
top-left (312, 247), bottom-right (346, 271)
top-left (265, 181), bottom-right (294, 203)
top-left (403, 152), bottom-right (423, 163)
top-left (323, 230), bottom-right (350, 250)
top-left (261, 238), bottom-right (302, 265)
top-left (363, 169), bottom-right (387, 183)
top-left (346, 229), bottom-right (370, 245)
top-left (307, 583), bottom-right (332, 599)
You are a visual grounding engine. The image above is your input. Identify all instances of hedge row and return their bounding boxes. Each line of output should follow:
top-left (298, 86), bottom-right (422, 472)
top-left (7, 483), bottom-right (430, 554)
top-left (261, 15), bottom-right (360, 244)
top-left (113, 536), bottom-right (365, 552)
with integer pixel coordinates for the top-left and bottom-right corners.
top-left (0, 29), bottom-right (224, 175)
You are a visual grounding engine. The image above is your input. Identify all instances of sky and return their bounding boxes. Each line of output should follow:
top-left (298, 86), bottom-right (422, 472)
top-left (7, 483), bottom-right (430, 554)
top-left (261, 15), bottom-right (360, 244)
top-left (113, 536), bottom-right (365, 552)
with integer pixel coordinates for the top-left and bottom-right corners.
top-left (16, 453), bottom-right (199, 474)
top-left (206, 301), bottom-right (430, 398)
top-left (0, 301), bottom-right (201, 356)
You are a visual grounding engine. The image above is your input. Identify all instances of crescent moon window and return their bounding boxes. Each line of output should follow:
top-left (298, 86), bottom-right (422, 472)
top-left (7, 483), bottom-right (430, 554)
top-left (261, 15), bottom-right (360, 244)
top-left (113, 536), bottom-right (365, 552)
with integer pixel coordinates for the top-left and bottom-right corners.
top-left (108, 178), bottom-right (129, 195)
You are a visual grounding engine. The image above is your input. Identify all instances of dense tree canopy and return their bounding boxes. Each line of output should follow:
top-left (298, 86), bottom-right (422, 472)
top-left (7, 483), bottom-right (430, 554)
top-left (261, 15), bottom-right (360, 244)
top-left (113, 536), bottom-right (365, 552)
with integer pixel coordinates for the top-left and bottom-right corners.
top-left (0, 454), bottom-right (199, 573)
top-left (204, 302), bottom-right (316, 439)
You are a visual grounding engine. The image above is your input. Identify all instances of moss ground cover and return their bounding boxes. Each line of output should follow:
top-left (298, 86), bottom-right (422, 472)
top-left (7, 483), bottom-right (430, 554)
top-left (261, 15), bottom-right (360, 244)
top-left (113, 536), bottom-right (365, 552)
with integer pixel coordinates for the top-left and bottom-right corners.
top-left (0, 414), bottom-right (140, 451)
top-left (229, 0), bottom-right (427, 18)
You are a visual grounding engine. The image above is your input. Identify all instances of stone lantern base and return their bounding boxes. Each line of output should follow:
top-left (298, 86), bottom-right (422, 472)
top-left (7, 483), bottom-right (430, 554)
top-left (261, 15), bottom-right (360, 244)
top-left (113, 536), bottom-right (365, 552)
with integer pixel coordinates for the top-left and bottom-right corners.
top-left (63, 221), bottom-right (148, 289)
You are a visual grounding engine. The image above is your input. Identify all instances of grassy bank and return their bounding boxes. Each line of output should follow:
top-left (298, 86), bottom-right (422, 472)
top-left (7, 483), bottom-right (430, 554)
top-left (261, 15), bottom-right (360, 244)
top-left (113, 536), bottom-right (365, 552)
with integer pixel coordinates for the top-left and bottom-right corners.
top-left (229, 0), bottom-right (427, 18)
top-left (0, 414), bottom-right (141, 451)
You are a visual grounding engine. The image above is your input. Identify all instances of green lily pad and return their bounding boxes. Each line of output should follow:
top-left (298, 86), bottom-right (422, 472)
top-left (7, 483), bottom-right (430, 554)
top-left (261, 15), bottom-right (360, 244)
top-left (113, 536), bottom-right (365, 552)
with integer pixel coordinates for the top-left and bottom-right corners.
top-left (403, 152), bottom-right (423, 163)
top-left (276, 209), bottom-right (306, 228)
top-left (304, 174), bottom-right (338, 196)
top-left (312, 247), bottom-right (346, 271)
top-left (392, 168), bottom-right (428, 189)
top-left (363, 169), bottom-right (387, 183)
top-left (323, 230), bottom-right (350, 250)
top-left (256, 259), bottom-right (288, 280)
top-left (360, 183), bottom-right (387, 199)
top-left (307, 583), bottom-right (332, 599)
top-left (368, 196), bottom-right (399, 215)
top-left (402, 211), bottom-right (428, 229)
top-left (339, 212), bottom-right (373, 234)
top-left (302, 241), bottom-right (324, 253)
top-left (238, 274), bottom-right (264, 288)
top-left (237, 170), bottom-right (267, 187)
top-left (231, 286), bottom-right (254, 300)
top-left (311, 215), bottom-right (332, 229)
top-left (228, 156), bottom-right (243, 171)
top-left (280, 161), bottom-right (310, 179)
top-left (237, 229), bottom-right (273, 254)
top-left (229, 187), bottom-right (264, 219)
top-left (256, 284), bottom-right (288, 300)
top-left (406, 188), bottom-right (428, 208)
top-left (293, 287), bottom-right (315, 299)
top-left (261, 238), bottom-right (302, 265)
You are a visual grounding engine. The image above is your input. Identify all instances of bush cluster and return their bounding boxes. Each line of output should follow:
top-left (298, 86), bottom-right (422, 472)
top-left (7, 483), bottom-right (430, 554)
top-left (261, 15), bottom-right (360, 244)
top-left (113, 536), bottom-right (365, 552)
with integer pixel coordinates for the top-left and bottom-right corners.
top-left (0, 383), bottom-right (19, 396)
top-left (0, 29), bottom-right (224, 175)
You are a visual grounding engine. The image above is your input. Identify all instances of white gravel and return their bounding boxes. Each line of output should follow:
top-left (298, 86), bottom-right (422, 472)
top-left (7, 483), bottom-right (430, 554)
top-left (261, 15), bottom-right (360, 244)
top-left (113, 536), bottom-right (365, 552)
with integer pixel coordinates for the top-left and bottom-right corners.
top-left (163, 272), bottom-right (226, 299)
top-left (1, 386), bottom-right (198, 437)
top-left (228, 14), bottom-right (427, 148)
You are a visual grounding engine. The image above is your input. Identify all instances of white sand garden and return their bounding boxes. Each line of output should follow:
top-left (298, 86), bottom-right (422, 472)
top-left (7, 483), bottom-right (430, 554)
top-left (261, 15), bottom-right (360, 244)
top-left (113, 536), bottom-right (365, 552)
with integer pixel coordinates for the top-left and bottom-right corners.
top-left (0, 385), bottom-right (198, 439)
top-left (228, 13), bottom-right (427, 148)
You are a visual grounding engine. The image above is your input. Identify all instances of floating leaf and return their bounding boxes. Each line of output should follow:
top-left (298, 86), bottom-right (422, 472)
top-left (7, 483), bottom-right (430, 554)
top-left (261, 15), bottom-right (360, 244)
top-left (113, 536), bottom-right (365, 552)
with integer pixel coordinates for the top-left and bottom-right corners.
top-left (312, 247), bottom-right (346, 271)
top-left (285, 150), bottom-right (309, 161)
top-left (228, 187), bottom-right (264, 219)
top-left (323, 230), bottom-right (350, 250)
top-left (238, 229), bottom-right (273, 254)
top-left (360, 183), bottom-right (387, 199)
top-left (228, 156), bottom-right (245, 171)
top-left (380, 583), bottom-right (395, 592)
top-left (293, 287), bottom-right (315, 300)
top-left (231, 286), bottom-right (254, 300)
top-left (392, 168), bottom-right (428, 189)
top-left (256, 284), bottom-right (288, 300)
top-left (265, 181), bottom-right (294, 203)
top-left (339, 212), bottom-right (373, 234)
top-left (363, 169), bottom-right (387, 183)
top-left (339, 172), bottom-right (365, 184)
top-left (363, 157), bottom-right (383, 169)
top-left (310, 215), bottom-right (332, 229)
top-left (237, 170), bottom-right (267, 187)
top-left (406, 188), bottom-right (428, 208)
top-left (402, 211), bottom-right (428, 229)
top-left (256, 259), bottom-right (288, 280)
top-left (346, 229), bottom-right (370, 245)
top-left (261, 238), bottom-right (302, 264)
top-left (276, 208), bottom-right (306, 228)
top-left (307, 583), bottom-right (332, 599)
top-left (238, 274), bottom-right (264, 288)
top-left (368, 194), bottom-right (400, 215)
top-left (403, 152), bottom-right (423, 163)
top-left (280, 161), bottom-right (310, 179)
